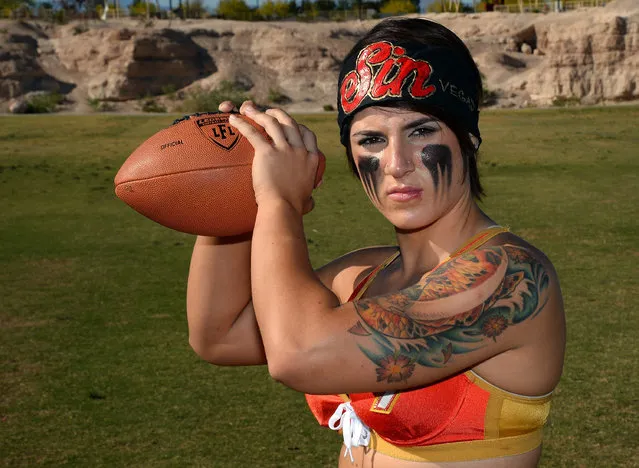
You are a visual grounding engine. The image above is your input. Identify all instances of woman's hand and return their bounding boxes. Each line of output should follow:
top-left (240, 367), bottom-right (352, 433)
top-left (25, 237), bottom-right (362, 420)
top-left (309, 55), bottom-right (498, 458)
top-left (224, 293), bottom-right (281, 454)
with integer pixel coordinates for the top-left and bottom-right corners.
top-left (228, 101), bottom-right (322, 215)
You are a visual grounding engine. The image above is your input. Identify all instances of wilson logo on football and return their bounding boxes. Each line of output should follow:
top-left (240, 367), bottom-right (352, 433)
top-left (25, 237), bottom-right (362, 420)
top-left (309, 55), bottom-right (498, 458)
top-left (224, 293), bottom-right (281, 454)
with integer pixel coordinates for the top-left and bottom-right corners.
top-left (196, 116), bottom-right (240, 151)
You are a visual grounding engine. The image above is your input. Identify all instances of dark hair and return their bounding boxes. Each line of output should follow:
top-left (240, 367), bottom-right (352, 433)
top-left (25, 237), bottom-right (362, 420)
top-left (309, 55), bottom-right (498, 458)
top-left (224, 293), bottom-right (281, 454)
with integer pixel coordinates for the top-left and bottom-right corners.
top-left (342, 18), bottom-right (484, 199)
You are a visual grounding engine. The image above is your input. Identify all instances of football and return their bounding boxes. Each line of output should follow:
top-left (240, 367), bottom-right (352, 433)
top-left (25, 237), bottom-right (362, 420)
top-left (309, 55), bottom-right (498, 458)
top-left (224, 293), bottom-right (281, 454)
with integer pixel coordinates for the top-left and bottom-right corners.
top-left (114, 112), bottom-right (325, 237)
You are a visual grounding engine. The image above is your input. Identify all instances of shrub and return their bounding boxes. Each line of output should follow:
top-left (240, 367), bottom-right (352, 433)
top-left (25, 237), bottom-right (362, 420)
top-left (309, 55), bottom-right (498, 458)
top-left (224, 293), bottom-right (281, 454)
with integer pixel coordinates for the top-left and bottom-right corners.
top-left (426, 0), bottom-right (470, 12)
top-left (482, 88), bottom-right (498, 107)
top-left (95, 3), bottom-right (116, 18)
top-left (380, 0), bottom-right (416, 15)
top-left (161, 84), bottom-right (179, 100)
top-left (267, 88), bottom-right (290, 104)
top-left (323, 104), bottom-right (335, 111)
top-left (183, 0), bottom-right (208, 18)
top-left (552, 95), bottom-right (581, 107)
top-left (52, 8), bottom-right (68, 24)
top-left (25, 92), bottom-right (62, 113)
top-left (87, 98), bottom-right (115, 112)
top-left (129, 0), bottom-right (157, 17)
top-left (138, 97), bottom-right (167, 113)
top-left (72, 24), bottom-right (88, 35)
top-left (180, 81), bottom-right (251, 113)
top-left (256, 0), bottom-right (290, 19)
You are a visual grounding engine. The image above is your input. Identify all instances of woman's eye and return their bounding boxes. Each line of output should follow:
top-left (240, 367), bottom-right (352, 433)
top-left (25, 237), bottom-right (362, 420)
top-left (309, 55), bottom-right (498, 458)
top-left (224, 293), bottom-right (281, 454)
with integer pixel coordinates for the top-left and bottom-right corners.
top-left (411, 126), bottom-right (438, 138)
top-left (358, 136), bottom-right (385, 146)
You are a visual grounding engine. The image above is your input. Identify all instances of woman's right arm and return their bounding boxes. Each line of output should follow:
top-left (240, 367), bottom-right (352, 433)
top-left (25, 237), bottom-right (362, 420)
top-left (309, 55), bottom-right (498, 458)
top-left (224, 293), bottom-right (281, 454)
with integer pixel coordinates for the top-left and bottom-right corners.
top-left (186, 234), bottom-right (266, 366)
top-left (186, 233), bottom-right (386, 367)
top-left (186, 100), bottom-right (266, 366)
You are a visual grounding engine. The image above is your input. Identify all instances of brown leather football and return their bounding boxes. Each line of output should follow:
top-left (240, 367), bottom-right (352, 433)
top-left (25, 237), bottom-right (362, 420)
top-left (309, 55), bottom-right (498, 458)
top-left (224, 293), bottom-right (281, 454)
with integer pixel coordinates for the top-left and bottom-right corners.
top-left (114, 112), bottom-right (325, 237)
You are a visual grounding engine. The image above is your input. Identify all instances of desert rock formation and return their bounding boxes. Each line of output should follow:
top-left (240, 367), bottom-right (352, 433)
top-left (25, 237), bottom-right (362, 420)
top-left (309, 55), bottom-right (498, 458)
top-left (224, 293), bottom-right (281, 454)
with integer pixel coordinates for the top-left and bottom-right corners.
top-left (0, 0), bottom-right (637, 113)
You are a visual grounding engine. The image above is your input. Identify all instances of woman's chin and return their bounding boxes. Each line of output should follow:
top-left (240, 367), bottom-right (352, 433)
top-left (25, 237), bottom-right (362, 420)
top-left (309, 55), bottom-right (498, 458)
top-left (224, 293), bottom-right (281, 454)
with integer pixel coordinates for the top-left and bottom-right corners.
top-left (386, 214), bottom-right (438, 233)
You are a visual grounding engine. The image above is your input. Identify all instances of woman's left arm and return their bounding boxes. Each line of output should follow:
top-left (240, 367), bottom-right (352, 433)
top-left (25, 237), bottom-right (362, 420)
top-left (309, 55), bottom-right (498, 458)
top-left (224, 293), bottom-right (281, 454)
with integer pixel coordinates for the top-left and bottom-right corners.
top-left (230, 104), bottom-right (559, 395)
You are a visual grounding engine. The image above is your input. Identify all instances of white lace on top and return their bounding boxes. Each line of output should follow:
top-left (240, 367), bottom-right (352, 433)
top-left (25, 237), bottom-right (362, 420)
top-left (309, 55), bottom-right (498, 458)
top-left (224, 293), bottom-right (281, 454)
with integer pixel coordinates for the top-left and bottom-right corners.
top-left (328, 402), bottom-right (371, 463)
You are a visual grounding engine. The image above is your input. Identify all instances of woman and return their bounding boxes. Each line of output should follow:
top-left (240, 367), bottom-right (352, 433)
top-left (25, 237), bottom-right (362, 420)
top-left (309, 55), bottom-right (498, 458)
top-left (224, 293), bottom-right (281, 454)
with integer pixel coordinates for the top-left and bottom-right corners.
top-left (187, 18), bottom-right (566, 467)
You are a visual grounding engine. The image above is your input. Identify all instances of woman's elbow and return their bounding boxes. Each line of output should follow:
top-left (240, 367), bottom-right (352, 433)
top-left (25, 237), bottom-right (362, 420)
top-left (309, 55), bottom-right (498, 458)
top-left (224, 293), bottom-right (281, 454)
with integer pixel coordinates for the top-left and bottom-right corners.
top-left (265, 349), bottom-right (316, 393)
top-left (188, 334), bottom-right (237, 365)
top-left (189, 335), bottom-right (268, 367)
top-left (189, 335), bottom-right (223, 364)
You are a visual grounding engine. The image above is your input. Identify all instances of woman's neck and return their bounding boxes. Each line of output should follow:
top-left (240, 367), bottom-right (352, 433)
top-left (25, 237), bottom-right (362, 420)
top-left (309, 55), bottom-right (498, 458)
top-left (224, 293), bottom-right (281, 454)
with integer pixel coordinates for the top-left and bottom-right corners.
top-left (394, 193), bottom-right (495, 276)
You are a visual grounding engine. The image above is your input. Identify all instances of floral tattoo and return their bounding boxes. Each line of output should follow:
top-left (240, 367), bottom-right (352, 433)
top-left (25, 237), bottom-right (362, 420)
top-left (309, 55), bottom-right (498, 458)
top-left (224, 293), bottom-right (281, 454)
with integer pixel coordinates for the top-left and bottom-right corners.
top-left (348, 245), bottom-right (550, 383)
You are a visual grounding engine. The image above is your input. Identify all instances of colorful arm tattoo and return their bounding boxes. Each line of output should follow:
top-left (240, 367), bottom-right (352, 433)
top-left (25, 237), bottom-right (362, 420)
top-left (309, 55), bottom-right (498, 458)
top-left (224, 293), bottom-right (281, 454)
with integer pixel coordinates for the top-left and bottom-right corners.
top-left (348, 245), bottom-right (550, 383)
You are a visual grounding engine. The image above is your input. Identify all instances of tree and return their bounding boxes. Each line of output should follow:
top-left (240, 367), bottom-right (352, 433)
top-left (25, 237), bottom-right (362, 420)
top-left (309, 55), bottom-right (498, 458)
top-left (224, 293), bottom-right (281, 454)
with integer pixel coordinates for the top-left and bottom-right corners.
top-left (129, 0), bottom-right (156, 17)
top-left (427, 0), bottom-right (461, 12)
top-left (185, 0), bottom-right (207, 17)
top-left (256, 0), bottom-right (289, 18)
top-left (315, 0), bottom-right (336, 11)
top-left (216, 0), bottom-right (251, 19)
top-left (0, 0), bottom-right (35, 17)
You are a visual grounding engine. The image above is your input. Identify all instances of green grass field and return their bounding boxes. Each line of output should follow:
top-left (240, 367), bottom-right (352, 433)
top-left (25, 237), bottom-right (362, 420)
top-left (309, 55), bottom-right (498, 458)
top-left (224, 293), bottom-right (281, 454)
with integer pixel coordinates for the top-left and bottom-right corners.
top-left (1, 106), bottom-right (637, 467)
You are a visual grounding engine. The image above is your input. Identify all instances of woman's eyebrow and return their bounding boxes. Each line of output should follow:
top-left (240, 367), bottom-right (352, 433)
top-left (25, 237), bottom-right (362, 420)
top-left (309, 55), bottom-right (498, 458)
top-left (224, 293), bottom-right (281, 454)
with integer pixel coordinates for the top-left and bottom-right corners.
top-left (352, 130), bottom-right (385, 138)
top-left (403, 117), bottom-right (439, 130)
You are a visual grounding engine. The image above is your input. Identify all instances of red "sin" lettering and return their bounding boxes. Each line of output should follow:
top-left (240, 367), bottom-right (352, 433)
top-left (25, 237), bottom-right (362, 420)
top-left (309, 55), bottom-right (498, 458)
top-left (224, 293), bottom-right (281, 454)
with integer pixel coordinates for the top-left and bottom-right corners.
top-left (340, 42), bottom-right (436, 114)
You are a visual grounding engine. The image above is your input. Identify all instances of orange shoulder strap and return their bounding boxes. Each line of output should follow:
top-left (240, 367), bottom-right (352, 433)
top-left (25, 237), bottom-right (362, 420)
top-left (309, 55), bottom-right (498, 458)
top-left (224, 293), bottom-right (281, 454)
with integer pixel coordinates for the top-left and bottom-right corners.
top-left (348, 226), bottom-right (509, 302)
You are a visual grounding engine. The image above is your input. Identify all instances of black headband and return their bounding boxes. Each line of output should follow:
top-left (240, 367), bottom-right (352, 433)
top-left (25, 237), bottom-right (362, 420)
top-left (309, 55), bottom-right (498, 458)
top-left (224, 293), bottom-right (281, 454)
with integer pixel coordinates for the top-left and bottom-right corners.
top-left (337, 41), bottom-right (481, 147)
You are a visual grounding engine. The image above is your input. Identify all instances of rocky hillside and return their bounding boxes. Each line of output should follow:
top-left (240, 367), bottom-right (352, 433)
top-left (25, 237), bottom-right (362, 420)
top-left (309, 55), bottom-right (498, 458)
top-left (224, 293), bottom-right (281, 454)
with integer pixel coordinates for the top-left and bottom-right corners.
top-left (1, 0), bottom-right (637, 113)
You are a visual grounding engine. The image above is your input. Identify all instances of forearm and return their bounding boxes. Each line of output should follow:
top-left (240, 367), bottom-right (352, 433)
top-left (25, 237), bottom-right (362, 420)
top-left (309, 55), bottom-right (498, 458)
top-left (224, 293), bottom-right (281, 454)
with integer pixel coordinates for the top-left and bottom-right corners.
top-left (251, 200), bottom-right (340, 358)
top-left (186, 234), bottom-right (253, 359)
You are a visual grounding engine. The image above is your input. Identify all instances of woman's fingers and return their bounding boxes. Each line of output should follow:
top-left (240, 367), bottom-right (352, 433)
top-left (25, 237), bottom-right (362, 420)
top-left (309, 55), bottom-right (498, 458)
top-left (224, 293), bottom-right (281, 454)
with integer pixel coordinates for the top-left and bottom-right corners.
top-left (240, 103), bottom-right (289, 147)
top-left (228, 114), bottom-right (271, 152)
top-left (298, 124), bottom-right (319, 154)
top-left (218, 101), bottom-right (237, 113)
top-left (265, 108), bottom-right (305, 149)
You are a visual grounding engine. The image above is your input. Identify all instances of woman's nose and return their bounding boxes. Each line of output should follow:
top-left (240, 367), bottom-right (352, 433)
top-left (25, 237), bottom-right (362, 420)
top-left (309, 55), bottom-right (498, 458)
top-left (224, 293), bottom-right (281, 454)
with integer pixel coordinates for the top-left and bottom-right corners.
top-left (383, 142), bottom-right (415, 178)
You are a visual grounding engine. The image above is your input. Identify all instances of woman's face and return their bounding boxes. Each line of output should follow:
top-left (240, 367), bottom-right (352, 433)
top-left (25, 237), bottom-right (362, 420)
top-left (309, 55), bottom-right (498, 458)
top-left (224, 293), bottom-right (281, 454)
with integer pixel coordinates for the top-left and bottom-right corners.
top-left (349, 106), bottom-right (469, 231)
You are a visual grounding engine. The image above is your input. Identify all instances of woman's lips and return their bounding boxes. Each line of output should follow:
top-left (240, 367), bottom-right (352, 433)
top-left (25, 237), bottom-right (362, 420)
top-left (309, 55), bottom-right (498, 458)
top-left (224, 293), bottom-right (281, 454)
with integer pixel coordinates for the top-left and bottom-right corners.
top-left (387, 186), bottom-right (423, 201)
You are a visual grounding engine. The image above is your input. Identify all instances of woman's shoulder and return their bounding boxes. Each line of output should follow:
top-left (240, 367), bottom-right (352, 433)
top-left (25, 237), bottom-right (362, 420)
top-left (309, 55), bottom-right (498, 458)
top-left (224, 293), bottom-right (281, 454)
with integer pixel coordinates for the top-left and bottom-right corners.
top-left (484, 230), bottom-right (565, 342)
top-left (487, 231), bottom-right (559, 280)
top-left (474, 231), bottom-right (565, 394)
top-left (315, 245), bottom-right (399, 303)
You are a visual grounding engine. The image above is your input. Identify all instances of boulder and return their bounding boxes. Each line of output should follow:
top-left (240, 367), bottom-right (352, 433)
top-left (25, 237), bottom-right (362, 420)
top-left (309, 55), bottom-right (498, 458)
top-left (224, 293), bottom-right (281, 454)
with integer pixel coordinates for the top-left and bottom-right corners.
top-left (524, 13), bottom-right (639, 103)
top-left (51, 28), bottom-right (216, 100)
top-left (8, 96), bottom-right (28, 113)
top-left (521, 43), bottom-right (533, 54)
top-left (0, 30), bottom-right (72, 99)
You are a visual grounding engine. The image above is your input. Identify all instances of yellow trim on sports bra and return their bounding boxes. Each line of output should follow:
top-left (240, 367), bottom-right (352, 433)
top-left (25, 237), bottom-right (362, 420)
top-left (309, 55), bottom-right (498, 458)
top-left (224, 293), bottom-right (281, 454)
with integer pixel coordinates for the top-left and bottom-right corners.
top-left (466, 370), bottom-right (552, 442)
top-left (369, 429), bottom-right (543, 463)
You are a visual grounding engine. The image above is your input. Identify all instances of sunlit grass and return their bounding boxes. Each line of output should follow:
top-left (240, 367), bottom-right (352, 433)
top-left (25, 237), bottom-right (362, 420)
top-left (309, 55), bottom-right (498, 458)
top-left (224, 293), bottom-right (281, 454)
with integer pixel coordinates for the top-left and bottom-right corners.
top-left (1, 106), bottom-right (637, 466)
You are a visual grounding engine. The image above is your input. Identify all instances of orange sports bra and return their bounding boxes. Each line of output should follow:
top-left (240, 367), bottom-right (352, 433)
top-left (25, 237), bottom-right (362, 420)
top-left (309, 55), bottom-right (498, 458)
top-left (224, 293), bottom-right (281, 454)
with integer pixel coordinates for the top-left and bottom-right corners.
top-left (305, 226), bottom-right (553, 463)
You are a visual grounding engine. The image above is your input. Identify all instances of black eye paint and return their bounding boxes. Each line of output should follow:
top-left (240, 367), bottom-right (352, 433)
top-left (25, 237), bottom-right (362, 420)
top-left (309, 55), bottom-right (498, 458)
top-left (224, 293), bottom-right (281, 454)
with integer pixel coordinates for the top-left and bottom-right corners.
top-left (358, 156), bottom-right (381, 205)
top-left (421, 145), bottom-right (452, 192)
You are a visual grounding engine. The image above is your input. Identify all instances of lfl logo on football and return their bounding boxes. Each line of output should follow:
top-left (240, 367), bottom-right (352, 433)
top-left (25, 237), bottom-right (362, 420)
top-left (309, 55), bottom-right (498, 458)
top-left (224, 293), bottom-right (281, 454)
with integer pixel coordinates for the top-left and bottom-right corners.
top-left (196, 116), bottom-right (240, 150)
